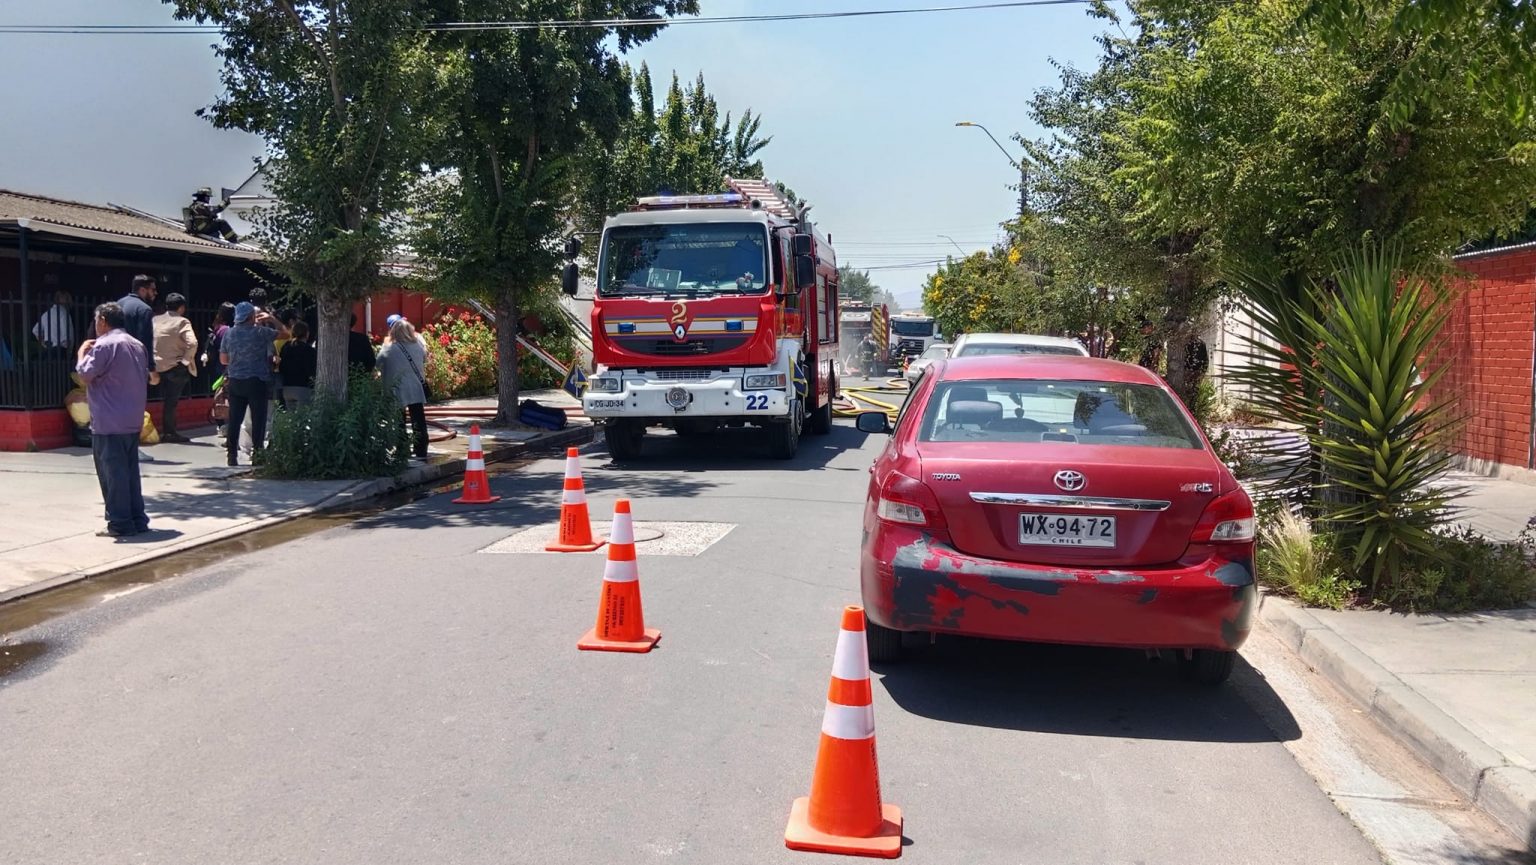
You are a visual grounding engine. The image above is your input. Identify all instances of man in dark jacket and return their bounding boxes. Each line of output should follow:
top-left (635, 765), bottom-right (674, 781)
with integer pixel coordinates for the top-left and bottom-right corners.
top-left (347, 313), bottom-right (376, 374)
top-left (118, 275), bottom-right (159, 381)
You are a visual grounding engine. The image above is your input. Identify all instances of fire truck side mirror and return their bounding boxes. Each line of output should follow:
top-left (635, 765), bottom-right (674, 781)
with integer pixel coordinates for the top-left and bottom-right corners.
top-left (792, 235), bottom-right (813, 257)
top-left (560, 262), bottom-right (579, 296)
top-left (794, 254), bottom-right (815, 290)
top-left (563, 236), bottom-right (583, 259)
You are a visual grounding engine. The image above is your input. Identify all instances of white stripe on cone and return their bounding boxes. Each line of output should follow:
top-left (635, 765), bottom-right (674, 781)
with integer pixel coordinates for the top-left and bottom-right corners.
top-left (564, 456), bottom-right (582, 479)
top-left (609, 512), bottom-right (635, 545)
top-left (603, 559), bottom-right (639, 583)
top-left (562, 489), bottom-right (587, 505)
top-left (832, 629), bottom-right (871, 683)
top-left (820, 701), bottom-right (876, 740)
top-left (465, 457), bottom-right (485, 471)
top-left (468, 434), bottom-right (482, 451)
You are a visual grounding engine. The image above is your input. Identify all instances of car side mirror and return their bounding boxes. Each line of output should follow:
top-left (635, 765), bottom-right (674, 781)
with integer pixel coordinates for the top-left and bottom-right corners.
top-left (855, 411), bottom-right (892, 434)
top-left (795, 254), bottom-right (815, 290)
top-left (560, 263), bottom-right (579, 296)
top-left (563, 235), bottom-right (583, 259)
top-left (792, 234), bottom-right (813, 256)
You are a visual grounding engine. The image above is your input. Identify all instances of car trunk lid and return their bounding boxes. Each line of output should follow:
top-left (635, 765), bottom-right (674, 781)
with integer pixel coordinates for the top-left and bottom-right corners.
top-left (918, 442), bottom-right (1220, 567)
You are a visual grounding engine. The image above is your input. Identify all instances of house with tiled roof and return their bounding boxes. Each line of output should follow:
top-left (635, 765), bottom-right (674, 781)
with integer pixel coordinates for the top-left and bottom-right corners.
top-left (1, 189), bottom-right (270, 450)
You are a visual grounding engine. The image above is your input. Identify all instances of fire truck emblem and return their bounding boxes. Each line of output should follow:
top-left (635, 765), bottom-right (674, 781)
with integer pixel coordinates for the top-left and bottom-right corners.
top-left (669, 301), bottom-right (690, 341)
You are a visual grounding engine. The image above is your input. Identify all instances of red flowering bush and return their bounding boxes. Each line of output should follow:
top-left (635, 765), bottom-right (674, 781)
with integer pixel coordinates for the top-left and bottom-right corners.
top-left (422, 310), bottom-right (498, 399)
top-left (412, 301), bottom-right (580, 399)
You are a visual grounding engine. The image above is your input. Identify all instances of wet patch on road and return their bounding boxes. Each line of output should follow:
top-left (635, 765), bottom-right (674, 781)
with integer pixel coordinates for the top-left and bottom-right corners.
top-left (478, 521), bottom-right (736, 556)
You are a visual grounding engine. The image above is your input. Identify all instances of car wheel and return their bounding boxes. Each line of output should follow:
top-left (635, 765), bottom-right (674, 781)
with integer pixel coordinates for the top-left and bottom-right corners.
top-left (1180, 649), bottom-right (1236, 685)
top-left (606, 420), bottom-right (645, 461)
top-left (866, 620), bottom-right (903, 663)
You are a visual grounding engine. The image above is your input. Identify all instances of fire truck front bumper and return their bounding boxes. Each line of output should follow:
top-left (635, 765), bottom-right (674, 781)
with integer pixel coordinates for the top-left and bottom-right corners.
top-left (583, 376), bottom-right (791, 419)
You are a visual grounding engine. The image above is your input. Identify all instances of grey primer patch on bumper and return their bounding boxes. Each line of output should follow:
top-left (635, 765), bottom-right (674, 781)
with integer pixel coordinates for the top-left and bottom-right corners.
top-left (1220, 584), bottom-right (1259, 648)
top-left (1212, 561), bottom-right (1255, 587)
top-left (889, 536), bottom-right (1078, 629)
top-left (1097, 571), bottom-right (1146, 584)
top-left (1137, 588), bottom-right (1159, 605)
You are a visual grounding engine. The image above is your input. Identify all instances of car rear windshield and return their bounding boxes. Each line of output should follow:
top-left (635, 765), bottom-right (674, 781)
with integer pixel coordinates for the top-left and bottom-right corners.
top-left (954, 342), bottom-right (1085, 357)
top-left (918, 379), bottom-right (1203, 448)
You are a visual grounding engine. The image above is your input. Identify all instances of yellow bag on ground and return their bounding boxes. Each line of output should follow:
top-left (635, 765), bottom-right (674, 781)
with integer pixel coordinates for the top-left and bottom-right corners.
top-left (64, 389), bottom-right (90, 427)
top-left (140, 411), bottom-right (159, 445)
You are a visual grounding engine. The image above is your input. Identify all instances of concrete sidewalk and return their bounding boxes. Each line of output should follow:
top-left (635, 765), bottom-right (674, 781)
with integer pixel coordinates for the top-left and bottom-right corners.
top-left (1259, 597), bottom-right (1536, 852)
top-left (1252, 469), bottom-right (1536, 852)
top-left (0, 391), bottom-right (590, 604)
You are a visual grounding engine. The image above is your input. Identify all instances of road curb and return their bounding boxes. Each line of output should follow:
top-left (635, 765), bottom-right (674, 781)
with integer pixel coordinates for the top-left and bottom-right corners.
top-left (0, 423), bottom-right (594, 609)
top-left (1256, 593), bottom-right (1536, 852)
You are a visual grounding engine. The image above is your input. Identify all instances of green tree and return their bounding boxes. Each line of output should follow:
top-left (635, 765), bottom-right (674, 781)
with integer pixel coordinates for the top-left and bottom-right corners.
top-left (573, 66), bottom-right (770, 235)
top-left (1123, 0), bottom-right (1536, 293)
top-left (1024, 5), bottom-right (1221, 402)
top-left (412, 0), bottom-right (697, 424)
top-left (167, 0), bottom-right (440, 399)
top-left (838, 265), bottom-right (877, 304)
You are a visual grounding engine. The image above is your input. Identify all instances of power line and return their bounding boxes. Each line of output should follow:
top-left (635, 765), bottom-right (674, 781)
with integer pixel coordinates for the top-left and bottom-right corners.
top-left (0, 0), bottom-right (1099, 35)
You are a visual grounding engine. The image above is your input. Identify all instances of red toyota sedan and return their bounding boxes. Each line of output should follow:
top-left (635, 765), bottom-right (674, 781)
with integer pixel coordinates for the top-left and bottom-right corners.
top-left (855, 355), bottom-right (1257, 684)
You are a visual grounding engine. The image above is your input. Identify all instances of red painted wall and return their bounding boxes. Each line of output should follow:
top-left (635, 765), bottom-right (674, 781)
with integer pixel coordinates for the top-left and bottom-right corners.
top-left (0, 397), bottom-right (214, 451)
top-left (1430, 248), bottom-right (1536, 469)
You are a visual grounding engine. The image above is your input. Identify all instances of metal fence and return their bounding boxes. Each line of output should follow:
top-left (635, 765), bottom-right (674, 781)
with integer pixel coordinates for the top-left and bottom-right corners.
top-left (0, 295), bottom-right (220, 410)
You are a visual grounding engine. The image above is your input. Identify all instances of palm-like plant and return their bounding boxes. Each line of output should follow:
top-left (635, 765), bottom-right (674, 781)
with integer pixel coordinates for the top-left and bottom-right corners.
top-left (1230, 242), bottom-right (1462, 597)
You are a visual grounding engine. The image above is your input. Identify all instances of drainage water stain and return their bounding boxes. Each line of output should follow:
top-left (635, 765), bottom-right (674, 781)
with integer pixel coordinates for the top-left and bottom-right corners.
top-left (0, 454), bottom-right (542, 639)
top-left (0, 640), bottom-right (49, 679)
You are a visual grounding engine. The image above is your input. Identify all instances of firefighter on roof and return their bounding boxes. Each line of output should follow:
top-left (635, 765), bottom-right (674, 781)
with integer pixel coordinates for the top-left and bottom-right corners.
top-left (187, 188), bottom-right (240, 243)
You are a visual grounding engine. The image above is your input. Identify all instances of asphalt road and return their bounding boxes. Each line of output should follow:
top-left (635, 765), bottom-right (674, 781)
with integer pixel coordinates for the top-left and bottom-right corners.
top-left (0, 394), bottom-right (1384, 865)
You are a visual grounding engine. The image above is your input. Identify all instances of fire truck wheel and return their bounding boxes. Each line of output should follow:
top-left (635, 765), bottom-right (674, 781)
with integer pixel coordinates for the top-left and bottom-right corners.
top-left (808, 385), bottom-right (833, 436)
top-left (766, 401), bottom-right (801, 459)
top-left (605, 419), bottom-right (645, 461)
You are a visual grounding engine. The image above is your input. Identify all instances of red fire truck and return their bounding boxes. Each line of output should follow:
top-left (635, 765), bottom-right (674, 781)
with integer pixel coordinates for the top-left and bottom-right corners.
top-left (562, 178), bottom-right (840, 460)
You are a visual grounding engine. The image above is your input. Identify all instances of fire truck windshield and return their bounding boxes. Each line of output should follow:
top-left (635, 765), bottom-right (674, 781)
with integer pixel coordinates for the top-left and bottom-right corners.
top-left (599, 223), bottom-right (770, 297)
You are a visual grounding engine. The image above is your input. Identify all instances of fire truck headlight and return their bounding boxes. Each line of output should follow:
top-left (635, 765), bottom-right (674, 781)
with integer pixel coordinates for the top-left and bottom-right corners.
top-left (744, 373), bottom-right (787, 390)
top-left (588, 376), bottom-right (622, 394)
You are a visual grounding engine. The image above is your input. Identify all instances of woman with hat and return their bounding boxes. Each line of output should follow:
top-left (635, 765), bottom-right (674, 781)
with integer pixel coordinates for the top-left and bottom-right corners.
top-left (219, 301), bottom-right (278, 467)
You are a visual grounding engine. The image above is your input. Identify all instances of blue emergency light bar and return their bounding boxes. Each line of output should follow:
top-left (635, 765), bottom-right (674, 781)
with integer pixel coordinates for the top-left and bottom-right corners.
top-left (635, 192), bottom-right (746, 209)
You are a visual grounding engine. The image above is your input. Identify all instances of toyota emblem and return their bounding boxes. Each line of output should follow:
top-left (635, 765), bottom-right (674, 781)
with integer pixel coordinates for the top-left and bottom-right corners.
top-left (1053, 470), bottom-right (1087, 492)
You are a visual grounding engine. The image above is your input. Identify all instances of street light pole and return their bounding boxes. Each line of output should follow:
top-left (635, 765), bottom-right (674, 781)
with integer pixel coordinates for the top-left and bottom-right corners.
top-left (938, 234), bottom-right (966, 256)
top-left (955, 121), bottom-right (1028, 217)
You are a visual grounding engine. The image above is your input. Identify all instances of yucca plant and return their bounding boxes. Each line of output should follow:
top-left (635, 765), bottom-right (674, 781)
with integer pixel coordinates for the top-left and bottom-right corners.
top-left (1229, 242), bottom-right (1462, 598)
top-left (1304, 244), bottom-right (1462, 593)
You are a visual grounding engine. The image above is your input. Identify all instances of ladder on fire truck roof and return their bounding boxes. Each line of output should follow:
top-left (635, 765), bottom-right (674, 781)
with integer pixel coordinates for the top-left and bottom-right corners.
top-left (726, 178), bottom-right (799, 220)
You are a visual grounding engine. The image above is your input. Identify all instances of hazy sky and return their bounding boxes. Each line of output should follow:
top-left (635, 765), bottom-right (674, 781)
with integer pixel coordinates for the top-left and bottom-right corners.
top-left (0, 0), bottom-right (1109, 307)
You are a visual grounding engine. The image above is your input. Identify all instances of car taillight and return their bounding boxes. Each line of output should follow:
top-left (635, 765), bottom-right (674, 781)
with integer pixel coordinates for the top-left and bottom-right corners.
top-left (876, 471), bottom-right (947, 531)
top-left (1190, 489), bottom-right (1256, 543)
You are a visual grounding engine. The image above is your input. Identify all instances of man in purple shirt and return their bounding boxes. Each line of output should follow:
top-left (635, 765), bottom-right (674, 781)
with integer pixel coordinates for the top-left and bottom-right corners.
top-left (76, 302), bottom-right (151, 537)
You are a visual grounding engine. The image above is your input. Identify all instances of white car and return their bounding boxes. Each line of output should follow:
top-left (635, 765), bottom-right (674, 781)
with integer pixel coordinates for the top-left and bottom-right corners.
top-left (904, 343), bottom-right (952, 382)
top-left (949, 332), bottom-right (1090, 358)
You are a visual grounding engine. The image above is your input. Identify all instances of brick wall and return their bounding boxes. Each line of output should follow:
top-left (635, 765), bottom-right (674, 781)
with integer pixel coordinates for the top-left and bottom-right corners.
top-left (1430, 247), bottom-right (1536, 469)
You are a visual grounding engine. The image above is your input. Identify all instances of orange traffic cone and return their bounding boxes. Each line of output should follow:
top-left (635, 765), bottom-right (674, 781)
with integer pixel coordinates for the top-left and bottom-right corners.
top-left (452, 425), bottom-right (501, 504)
top-left (546, 446), bottom-right (603, 552)
top-left (784, 605), bottom-right (903, 858)
top-left (577, 499), bottom-right (660, 653)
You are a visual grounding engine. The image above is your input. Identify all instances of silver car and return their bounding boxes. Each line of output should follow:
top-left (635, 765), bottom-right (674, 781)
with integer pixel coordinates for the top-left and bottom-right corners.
top-left (949, 332), bottom-right (1089, 358)
top-left (904, 343), bottom-right (952, 382)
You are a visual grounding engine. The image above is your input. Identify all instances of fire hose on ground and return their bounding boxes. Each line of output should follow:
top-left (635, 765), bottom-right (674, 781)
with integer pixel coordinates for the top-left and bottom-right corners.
top-left (834, 379), bottom-right (910, 418)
